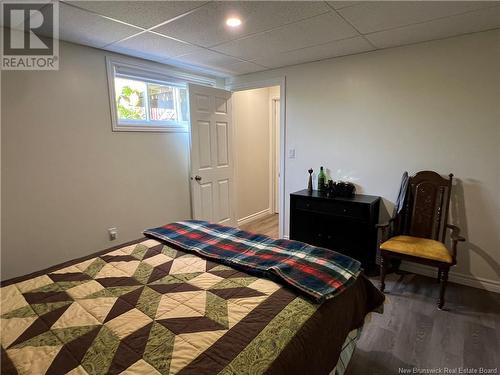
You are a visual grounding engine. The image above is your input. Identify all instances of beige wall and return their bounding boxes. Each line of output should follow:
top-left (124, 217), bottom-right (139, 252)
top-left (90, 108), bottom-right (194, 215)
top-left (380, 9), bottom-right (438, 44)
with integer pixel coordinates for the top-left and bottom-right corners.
top-left (1, 41), bottom-right (201, 280)
top-left (269, 85), bottom-right (280, 99)
top-left (233, 87), bottom-right (271, 222)
top-left (227, 30), bottom-right (500, 290)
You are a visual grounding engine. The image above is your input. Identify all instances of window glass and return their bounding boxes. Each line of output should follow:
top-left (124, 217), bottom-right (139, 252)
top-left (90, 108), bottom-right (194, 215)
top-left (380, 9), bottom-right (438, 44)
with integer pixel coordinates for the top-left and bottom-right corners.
top-left (114, 77), bottom-right (147, 122)
top-left (110, 67), bottom-right (191, 130)
top-left (147, 83), bottom-right (188, 123)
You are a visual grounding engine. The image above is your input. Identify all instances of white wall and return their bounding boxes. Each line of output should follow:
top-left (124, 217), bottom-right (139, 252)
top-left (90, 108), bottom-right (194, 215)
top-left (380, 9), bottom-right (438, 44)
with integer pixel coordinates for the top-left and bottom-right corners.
top-left (233, 87), bottom-right (271, 223)
top-left (227, 30), bottom-right (500, 290)
top-left (1, 41), bottom-right (206, 280)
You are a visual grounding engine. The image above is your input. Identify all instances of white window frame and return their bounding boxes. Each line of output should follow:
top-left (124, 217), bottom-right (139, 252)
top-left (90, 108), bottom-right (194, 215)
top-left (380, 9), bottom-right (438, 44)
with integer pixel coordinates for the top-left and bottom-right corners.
top-left (106, 56), bottom-right (216, 132)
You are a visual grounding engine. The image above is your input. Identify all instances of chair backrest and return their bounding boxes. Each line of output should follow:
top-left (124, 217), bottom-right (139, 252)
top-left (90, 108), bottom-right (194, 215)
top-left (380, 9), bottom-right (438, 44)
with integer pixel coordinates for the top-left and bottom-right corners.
top-left (402, 171), bottom-right (453, 243)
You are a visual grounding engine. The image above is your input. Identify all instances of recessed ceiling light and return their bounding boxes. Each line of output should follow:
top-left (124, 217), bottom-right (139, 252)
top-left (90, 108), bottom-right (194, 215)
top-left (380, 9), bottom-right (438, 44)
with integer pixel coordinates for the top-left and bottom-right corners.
top-left (226, 17), bottom-right (242, 27)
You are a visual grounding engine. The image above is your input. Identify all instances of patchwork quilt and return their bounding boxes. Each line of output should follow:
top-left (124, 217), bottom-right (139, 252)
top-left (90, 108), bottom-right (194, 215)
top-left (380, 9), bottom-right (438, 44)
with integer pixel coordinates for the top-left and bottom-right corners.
top-left (1, 239), bottom-right (384, 375)
top-left (144, 220), bottom-right (361, 303)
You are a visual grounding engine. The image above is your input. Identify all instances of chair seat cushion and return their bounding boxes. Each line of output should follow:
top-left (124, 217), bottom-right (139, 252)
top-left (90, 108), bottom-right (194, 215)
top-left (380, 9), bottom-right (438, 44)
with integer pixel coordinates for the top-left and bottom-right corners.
top-left (380, 235), bottom-right (452, 263)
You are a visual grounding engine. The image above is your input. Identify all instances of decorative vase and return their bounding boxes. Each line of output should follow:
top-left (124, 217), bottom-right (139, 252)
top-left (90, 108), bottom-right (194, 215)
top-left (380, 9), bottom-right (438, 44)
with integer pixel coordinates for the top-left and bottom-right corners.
top-left (307, 169), bottom-right (313, 193)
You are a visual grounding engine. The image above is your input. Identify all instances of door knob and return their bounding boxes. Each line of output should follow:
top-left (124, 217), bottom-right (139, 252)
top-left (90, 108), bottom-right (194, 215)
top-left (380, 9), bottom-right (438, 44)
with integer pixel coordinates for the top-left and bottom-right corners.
top-left (194, 175), bottom-right (202, 181)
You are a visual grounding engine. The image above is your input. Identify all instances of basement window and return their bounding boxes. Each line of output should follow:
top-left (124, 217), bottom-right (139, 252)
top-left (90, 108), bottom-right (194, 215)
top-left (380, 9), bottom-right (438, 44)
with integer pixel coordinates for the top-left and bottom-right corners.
top-left (113, 76), bottom-right (188, 130)
top-left (106, 57), bottom-right (215, 132)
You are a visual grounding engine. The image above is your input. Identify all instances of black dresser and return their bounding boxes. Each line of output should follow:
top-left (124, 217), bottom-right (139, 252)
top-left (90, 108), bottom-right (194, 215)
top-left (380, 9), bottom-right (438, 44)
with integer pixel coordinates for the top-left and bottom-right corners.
top-left (290, 189), bottom-right (380, 273)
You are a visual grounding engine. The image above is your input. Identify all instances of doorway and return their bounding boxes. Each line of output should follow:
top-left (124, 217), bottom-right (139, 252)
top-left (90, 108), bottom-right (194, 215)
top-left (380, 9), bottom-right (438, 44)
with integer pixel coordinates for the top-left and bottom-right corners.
top-left (232, 85), bottom-right (281, 238)
top-left (188, 79), bottom-right (285, 238)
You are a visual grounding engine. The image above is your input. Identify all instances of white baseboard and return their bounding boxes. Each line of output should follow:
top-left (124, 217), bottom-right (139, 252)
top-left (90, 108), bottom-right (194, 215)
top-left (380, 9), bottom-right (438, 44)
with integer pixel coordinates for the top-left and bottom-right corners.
top-left (237, 208), bottom-right (272, 226)
top-left (400, 262), bottom-right (500, 293)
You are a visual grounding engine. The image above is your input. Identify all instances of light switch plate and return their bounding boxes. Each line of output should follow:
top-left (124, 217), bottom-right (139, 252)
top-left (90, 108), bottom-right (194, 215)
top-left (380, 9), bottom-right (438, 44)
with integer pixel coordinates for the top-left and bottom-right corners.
top-left (108, 227), bottom-right (118, 241)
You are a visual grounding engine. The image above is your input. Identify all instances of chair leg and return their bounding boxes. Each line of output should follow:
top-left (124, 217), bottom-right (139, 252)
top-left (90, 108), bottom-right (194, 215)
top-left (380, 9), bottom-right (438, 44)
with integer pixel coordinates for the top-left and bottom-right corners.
top-left (380, 255), bottom-right (387, 292)
top-left (437, 269), bottom-right (442, 283)
top-left (438, 268), bottom-right (449, 309)
top-left (393, 259), bottom-right (401, 274)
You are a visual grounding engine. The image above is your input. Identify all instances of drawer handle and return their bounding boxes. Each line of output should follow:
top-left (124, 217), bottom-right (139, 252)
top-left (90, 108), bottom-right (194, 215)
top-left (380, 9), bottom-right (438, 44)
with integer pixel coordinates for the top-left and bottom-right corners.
top-left (327, 235), bottom-right (332, 240)
top-left (306, 203), bottom-right (311, 208)
top-left (317, 233), bottom-right (322, 238)
top-left (343, 208), bottom-right (348, 213)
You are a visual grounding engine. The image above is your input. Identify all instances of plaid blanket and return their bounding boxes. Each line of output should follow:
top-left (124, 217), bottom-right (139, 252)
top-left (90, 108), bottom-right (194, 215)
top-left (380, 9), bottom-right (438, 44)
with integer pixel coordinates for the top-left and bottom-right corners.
top-left (144, 220), bottom-right (361, 303)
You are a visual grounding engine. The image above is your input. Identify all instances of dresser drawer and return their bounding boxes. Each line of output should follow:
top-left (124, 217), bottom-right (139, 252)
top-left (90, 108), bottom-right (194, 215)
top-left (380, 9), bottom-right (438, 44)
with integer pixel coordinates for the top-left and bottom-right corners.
top-left (295, 198), bottom-right (368, 221)
top-left (290, 190), bottom-right (380, 273)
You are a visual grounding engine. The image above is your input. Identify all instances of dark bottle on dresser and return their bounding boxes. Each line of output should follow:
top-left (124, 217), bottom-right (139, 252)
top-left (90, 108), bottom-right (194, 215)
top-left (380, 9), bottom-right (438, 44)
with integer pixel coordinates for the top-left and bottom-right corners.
top-left (318, 166), bottom-right (326, 192)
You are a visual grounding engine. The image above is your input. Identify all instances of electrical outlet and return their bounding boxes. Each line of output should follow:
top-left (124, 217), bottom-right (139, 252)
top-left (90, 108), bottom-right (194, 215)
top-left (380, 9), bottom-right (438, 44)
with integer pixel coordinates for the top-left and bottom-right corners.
top-left (288, 148), bottom-right (296, 158)
top-left (108, 227), bottom-right (117, 241)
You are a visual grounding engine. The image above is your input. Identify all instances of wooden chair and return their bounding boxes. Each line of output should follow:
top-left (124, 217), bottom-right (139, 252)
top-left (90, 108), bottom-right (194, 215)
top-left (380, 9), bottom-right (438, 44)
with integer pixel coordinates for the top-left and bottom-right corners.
top-left (377, 171), bottom-right (465, 309)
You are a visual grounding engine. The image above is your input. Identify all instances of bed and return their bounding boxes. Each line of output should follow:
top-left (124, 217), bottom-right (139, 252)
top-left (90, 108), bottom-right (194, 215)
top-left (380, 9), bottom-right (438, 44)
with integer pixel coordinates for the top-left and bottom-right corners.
top-left (1, 221), bottom-right (384, 375)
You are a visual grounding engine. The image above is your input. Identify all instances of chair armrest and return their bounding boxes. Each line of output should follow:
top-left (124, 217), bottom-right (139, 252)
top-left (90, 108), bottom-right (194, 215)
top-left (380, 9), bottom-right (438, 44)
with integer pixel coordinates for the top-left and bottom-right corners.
top-left (376, 217), bottom-right (396, 229)
top-left (446, 224), bottom-right (465, 242)
top-left (376, 222), bottom-right (390, 229)
top-left (376, 217), bottom-right (396, 242)
top-left (446, 224), bottom-right (465, 263)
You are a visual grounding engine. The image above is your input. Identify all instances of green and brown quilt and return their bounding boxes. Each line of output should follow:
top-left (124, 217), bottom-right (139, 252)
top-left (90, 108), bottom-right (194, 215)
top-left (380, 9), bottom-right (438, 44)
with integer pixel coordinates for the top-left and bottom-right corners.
top-left (1, 239), bottom-right (384, 375)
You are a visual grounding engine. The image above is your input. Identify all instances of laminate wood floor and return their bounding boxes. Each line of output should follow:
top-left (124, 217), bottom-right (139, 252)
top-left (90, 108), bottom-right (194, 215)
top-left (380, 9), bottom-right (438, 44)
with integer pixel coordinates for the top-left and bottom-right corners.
top-left (239, 214), bottom-right (279, 239)
top-left (346, 272), bottom-right (500, 374)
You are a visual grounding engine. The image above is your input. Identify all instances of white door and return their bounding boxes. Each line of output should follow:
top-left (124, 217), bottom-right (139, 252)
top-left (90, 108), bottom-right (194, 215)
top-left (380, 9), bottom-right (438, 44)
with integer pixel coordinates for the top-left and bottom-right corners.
top-left (189, 84), bottom-right (236, 226)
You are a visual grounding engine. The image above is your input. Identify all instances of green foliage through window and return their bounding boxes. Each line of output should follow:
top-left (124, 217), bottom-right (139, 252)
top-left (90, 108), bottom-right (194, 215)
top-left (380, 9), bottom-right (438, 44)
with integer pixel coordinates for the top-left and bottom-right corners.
top-left (116, 85), bottom-right (145, 120)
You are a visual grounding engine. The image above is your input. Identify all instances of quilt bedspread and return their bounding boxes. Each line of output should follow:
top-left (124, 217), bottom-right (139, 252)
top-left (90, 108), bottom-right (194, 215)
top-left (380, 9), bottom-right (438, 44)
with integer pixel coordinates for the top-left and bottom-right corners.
top-left (1, 238), bottom-right (383, 375)
top-left (0, 239), bottom-right (323, 374)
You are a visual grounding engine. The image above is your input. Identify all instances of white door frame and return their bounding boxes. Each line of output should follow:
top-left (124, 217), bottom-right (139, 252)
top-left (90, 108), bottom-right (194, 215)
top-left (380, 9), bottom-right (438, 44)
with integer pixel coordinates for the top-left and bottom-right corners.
top-left (226, 77), bottom-right (286, 239)
top-left (270, 97), bottom-right (280, 214)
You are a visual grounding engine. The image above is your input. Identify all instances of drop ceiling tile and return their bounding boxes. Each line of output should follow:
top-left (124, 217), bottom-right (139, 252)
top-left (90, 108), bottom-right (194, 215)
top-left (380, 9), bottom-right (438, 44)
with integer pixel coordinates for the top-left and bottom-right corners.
top-left (174, 49), bottom-right (245, 66)
top-left (168, 49), bottom-right (265, 76)
top-left (327, 2), bottom-right (364, 10)
top-left (66, 1), bottom-right (208, 29)
top-left (219, 61), bottom-right (266, 75)
top-left (254, 36), bottom-right (374, 69)
top-left (338, 1), bottom-right (497, 34)
top-left (106, 32), bottom-right (202, 61)
top-left (152, 1), bottom-right (331, 47)
top-left (56, 3), bottom-right (143, 48)
top-left (213, 12), bottom-right (359, 61)
top-left (366, 5), bottom-right (500, 48)
top-left (200, 60), bottom-right (266, 76)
